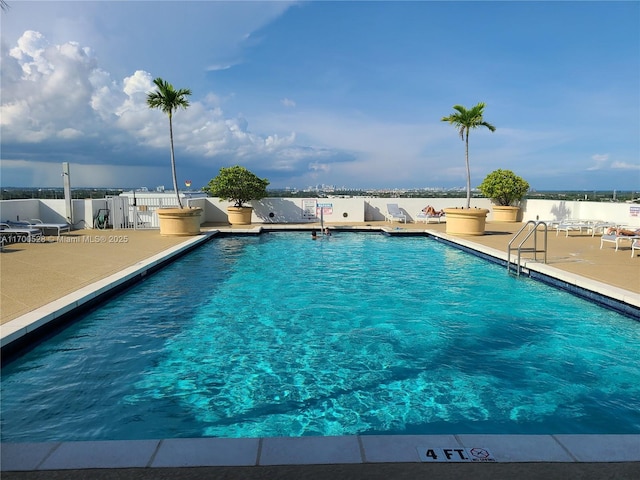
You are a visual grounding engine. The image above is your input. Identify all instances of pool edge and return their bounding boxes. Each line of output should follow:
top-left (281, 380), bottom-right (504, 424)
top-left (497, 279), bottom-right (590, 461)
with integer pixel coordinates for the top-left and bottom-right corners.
top-left (2, 434), bottom-right (639, 471)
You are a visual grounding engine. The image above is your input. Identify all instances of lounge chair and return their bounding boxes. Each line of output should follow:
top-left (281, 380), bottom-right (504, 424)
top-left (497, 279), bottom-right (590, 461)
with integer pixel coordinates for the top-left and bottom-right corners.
top-left (7, 219), bottom-right (71, 236)
top-left (555, 219), bottom-right (594, 237)
top-left (0, 223), bottom-right (44, 243)
top-left (415, 210), bottom-right (446, 224)
top-left (600, 232), bottom-right (640, 252)
top-left (385, 204), bottom-right (406, 223)
top-left (632, 239), bottom-right (640, 258)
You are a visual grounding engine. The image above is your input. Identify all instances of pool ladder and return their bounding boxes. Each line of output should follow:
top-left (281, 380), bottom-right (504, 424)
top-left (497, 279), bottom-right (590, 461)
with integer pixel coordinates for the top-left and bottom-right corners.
top-left (507, 221), bottom-right (548, 276)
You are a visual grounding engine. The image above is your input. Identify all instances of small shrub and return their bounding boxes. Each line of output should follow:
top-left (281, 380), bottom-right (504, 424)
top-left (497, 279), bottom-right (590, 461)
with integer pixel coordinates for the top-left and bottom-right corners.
top-left (478, 169), bottom-right (529, 206)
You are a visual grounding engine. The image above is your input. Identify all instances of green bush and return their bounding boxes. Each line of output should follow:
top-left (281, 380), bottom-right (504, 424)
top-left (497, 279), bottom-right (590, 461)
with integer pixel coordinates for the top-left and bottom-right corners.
top-left (478, 169), bottom-right (529, 206)
top-left (204, 166), bottom-right (269, 208)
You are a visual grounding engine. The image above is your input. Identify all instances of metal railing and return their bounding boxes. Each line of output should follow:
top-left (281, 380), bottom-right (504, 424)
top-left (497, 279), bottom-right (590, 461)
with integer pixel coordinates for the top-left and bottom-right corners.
top-left (106, 196), bottom-right (180, 230)
top-left (507, 221), bottom-right (548, 276)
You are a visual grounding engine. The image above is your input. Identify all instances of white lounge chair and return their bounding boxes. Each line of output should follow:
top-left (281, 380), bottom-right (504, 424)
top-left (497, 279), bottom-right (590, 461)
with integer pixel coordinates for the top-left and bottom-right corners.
top-left (632, 239), bottom-right (640, 258)
top-left (385, 204), bottom-right (406, 223)
top-left (6, 219), bottom-right (70, 236)
top-left (0, 223), bottom-right (44, 243)
top-left (555, 219), bottom-right (594, 237)
top-left (21, 219), bottom-right (70, 236)
top-left (415, 211), bottom-right (445, 224)
top-left (600, 233), bottom-right (640, 251)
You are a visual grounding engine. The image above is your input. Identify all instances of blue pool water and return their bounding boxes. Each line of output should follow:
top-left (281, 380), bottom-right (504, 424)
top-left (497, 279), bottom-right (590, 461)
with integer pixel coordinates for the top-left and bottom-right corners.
top-left (1, 233), bottom-right (639, 442)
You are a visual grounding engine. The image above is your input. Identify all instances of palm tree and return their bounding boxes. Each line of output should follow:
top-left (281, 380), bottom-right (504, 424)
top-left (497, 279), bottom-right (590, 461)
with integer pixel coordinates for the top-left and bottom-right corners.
top-left (441, 102), bottom-right (496, 209)
top-left (147, 77), bottom-right (192, 209)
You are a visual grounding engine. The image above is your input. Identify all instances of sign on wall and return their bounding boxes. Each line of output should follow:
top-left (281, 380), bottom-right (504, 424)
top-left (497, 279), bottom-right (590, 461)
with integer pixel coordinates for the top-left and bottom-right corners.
top-left (302, 199), bottom-right (317, 219)
top-left (316, 202), bottom-right (333, 216)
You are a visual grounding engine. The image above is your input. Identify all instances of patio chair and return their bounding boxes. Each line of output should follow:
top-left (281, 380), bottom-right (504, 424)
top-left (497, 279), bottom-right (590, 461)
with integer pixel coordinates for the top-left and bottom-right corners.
top-left (631, 239), bottom-right (639, 258)
top-left (600, 232), bottom-right (640, 252)
top-left (8, 219), bottom-right (70, 236)
top-left (0, 223), bottom-right (44, 243)
top-left (415, 209), bottom-right (446, 224)
top-left (555, 219), bottom-right (594, 237)
top-left (385, 204), bottom-right (406, 223)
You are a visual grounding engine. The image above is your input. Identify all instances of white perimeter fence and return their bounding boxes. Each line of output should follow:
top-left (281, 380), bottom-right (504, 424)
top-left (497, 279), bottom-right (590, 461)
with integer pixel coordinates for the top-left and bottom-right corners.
top-left (1, 196), bottom-right (639, 231)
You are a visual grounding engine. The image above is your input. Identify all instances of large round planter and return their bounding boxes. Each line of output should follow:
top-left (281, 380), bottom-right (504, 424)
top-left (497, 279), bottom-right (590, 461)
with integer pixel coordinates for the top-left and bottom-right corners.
top-left (157, 207), bottom-right (202, 236)
top-left (443, 208), bottom-right (489, 236)
top-left (227, 206), bottom-right (253, 225)
top-left (492, 205), bottom-right (520, 222)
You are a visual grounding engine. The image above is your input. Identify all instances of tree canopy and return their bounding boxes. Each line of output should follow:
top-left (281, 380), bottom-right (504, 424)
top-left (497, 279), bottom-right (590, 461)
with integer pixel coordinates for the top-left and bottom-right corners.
top-left (204, 166), bottom-right (270, 208)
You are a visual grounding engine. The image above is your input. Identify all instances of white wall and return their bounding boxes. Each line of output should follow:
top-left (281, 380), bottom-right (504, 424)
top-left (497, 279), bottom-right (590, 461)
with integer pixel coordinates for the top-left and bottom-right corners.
top-left (0, 199), bottom-right (41, 223)
top-left (522, 199), bottom-right (640, 227)
top-left (202, 197), bottom-right (366, 223)
top-left (364, 198), bottom-right (494, 222)
top-left (2, 197), bottom-right (638, 228)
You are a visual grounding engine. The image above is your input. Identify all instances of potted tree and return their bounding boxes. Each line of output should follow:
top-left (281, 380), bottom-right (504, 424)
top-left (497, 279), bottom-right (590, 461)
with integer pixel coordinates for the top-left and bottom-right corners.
top-left (147, 77), bottom-right (202, 236)
top-left (441, 102), bottom-right (496, 235)
top-left (478, 169), bottom-right (530, 222)
top-left (204, 166), bottom-right (269, 225)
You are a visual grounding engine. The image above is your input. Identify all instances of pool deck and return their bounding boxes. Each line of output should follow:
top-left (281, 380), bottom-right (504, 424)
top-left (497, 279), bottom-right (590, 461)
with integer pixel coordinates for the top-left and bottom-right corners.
top-left (1, 221), bottom-right (639, 479)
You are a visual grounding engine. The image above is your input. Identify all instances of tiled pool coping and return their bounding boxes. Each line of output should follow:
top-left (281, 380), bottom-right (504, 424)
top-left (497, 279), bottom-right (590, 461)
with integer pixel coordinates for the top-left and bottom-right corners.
top-left (2, 434), bottom-right (639, 471)
top-left (1, 227), bottom-right (639, 471)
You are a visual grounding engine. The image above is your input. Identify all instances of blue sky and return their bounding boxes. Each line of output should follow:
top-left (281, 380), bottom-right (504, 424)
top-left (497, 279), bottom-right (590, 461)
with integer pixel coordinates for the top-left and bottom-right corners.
top-left (1, 1), bottom-right (638, 191)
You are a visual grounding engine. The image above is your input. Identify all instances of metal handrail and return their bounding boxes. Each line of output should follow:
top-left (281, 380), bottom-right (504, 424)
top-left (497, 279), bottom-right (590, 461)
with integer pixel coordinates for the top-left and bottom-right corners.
top-left (507, 221), bottom-right (548, 275)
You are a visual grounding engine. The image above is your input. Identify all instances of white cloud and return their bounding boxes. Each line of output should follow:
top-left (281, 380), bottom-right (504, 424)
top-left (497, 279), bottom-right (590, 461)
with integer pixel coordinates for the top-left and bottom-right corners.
top-left (1, 29), bottom-right (345, 187)
top-left (3, 31), bottom-right (100, 142)
top-left (611, 161), bottom-right (640, 170)
top-left (282, 98), bottom-right (296, 108)
top-left (57, 128), bottom-right (83, 139)
top-left (587, 153), bottom-right (610, 171)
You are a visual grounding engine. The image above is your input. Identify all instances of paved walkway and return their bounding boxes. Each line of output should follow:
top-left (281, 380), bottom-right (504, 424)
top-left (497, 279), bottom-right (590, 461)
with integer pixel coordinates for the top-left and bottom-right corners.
top-left (1, 221), bottom-right (639, 479)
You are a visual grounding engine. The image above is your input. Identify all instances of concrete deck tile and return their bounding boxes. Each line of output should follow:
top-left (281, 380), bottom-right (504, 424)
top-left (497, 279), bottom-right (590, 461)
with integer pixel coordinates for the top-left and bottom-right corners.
top-left (0, 442), bottom-right (60, 471)
top-left (456, 434), bottom-right (574, 462)
top-left (38, 440), bottom-right (159, 470)
top-left (554, 434), bottom-right (640, 462)
top-left (152, 438), bottom-right (259, 467)
top-left (361, 434), bottom-right (458, 462)
top-left (260, 436), bottom-right (362, 465)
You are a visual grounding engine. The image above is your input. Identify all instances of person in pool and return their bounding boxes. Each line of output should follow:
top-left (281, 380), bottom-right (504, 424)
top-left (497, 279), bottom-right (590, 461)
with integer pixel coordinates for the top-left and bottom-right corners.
top-left (324, 227), bottom-right (331, 236)
top-left (311, 230), bottom-right (317, 240)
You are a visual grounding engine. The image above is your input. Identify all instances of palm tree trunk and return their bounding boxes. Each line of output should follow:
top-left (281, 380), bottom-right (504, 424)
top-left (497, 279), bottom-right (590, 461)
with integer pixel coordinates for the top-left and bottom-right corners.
top-left (465, 129), bottom-right (471, 209)
top-left (168, 113), bottom-right (183, 209)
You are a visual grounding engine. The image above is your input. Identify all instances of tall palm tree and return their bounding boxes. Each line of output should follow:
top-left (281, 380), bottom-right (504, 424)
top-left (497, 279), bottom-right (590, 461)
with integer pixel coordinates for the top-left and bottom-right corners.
top-left (147, 77), bottom-right (192, 209)
top-left (441, 102), bottom-right (496, 209)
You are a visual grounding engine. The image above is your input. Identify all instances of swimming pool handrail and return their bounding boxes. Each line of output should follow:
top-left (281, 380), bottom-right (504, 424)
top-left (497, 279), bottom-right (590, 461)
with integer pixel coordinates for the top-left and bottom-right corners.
top-left (507, 221), bottom-right (548, 276)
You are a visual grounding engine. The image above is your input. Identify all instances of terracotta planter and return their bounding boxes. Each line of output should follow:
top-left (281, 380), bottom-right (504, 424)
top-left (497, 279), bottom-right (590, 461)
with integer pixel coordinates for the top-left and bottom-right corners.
top-left (443, 208), bottom-right (489, 236)
top-left (492, 205), bottom-right (520, 222)
top-left (227, 206), bottom-right (253, 225)
top-left (157, 207), bottom-right (202, 236)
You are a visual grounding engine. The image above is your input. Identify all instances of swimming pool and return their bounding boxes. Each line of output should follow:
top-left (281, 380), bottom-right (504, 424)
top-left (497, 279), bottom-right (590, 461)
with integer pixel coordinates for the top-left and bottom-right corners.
top-left (1, 232), bottom-right (639, 442)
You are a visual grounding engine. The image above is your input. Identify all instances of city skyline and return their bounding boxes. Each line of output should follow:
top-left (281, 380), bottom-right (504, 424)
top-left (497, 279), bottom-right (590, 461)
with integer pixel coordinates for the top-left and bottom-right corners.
top-left (1, 1), bottom-right (638, 191)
